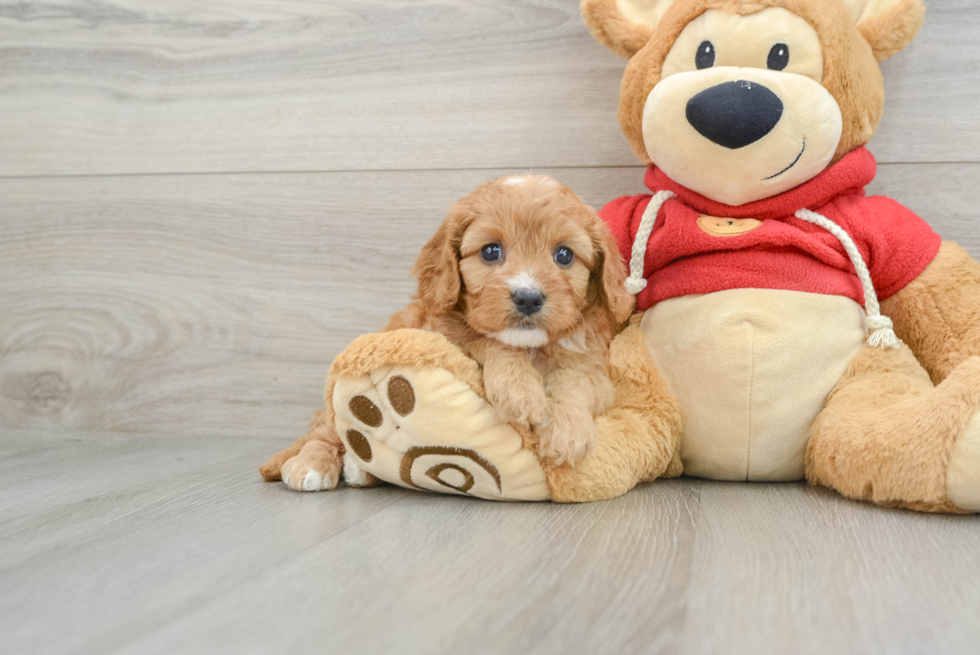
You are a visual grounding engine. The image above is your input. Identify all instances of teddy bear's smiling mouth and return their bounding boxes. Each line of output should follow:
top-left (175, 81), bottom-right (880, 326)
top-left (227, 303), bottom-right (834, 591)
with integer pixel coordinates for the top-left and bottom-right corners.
top-left (764, 138), bottom-right (807, 181)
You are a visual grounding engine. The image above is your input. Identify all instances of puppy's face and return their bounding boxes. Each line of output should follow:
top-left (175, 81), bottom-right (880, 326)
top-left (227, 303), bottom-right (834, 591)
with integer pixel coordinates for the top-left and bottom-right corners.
top-left (457, 180), bottom-right (597, 348)
top-left (413, 175), bottom-right (633, 349)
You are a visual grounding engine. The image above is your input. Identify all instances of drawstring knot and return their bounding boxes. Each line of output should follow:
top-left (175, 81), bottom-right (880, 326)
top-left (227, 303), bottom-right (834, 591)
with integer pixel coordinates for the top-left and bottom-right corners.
top-left (794, 208), bottom-right (902, 350)
top-left (866, 315), bottom-right (902, 349)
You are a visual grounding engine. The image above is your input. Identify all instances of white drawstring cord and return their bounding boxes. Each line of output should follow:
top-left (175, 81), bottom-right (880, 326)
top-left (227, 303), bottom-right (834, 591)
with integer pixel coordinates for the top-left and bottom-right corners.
top-left (795, 208), bottom-right (902, 349)
top-left (624, 191), bottom-right (675, 295)
top-left (622, 194), bottom-right (899, 350)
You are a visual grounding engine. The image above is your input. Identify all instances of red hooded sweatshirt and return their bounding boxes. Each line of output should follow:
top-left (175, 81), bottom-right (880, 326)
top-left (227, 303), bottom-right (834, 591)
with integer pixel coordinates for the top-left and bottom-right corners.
top-left (600, 147), bottom-right (941, 312)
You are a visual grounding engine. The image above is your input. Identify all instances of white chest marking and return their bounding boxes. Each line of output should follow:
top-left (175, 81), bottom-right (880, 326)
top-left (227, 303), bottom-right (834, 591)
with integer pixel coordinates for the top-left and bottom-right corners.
top-left (489, 327), bottom-right (550, 349)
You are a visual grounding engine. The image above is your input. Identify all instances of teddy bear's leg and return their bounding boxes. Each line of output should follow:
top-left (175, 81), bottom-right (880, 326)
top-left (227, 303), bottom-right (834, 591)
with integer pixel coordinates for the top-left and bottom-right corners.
top-left (330, 324), bottom-right (681, 502)
top-left (806, 341), bottom-right (980, 513)
top-left (882, 241), bottom-right (980, 384)
top-left (260, 328), bottom-right (557, 500)
top-left (544, 321), bottom-right (684, 503)
top-left (260, 325), bottom-right (681, 502)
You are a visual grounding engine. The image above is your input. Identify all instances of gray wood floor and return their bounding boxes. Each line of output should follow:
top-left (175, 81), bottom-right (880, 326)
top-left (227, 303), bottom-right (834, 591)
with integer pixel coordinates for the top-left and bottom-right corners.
top-left (2, 430), bottom-right (979, 655)
top-left (2, 1), bottom-right (979, 653)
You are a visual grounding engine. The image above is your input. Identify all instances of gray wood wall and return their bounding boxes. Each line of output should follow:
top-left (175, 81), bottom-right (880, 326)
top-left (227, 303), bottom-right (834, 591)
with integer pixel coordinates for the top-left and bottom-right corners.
top-left (1, 0), bottom-right (977, 440)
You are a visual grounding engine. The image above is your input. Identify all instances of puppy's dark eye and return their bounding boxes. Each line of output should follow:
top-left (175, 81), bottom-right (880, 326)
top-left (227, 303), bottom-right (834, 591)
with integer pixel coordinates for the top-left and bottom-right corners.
top-left (553, 246), bottom-right (574, 267)
top-left (768, 43), bottom-right (790, 71)
top-left (696, 41), bottom-right (715, 69)
top-left (480, 244), bottom-right (502, 263)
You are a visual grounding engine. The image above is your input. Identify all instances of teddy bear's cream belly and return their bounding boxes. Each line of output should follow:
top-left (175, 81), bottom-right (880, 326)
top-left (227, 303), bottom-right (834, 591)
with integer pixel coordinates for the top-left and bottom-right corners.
top-left (641, 289), bottom-right (868, 481)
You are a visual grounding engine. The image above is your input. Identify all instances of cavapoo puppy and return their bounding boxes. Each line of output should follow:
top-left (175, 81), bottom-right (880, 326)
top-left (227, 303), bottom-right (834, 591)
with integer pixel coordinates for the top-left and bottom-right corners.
top-left (261, 174), bottom-right (635, 491)
top-left (386, 174), bottom-right (634, 465)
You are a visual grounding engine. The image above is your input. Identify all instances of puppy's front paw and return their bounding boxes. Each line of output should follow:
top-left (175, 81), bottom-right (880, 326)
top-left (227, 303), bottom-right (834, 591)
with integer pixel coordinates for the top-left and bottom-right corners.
top-left (537, 406), bottom-right (596, 466)
top-left (486, 375), bottom-right (548, 428)
top-left (281, 454), bottom-right (341, 492)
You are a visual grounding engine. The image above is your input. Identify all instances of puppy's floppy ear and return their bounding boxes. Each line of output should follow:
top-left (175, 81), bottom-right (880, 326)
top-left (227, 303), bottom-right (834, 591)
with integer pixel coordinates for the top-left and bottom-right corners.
top-left (412, 205), bottom-right (468, 317)
top-left (581, 0), bottom-right (675, 58)
top-left (843, 0), bottom-right (925, 61)
top-left (587, 209), bottom-right (634, 324)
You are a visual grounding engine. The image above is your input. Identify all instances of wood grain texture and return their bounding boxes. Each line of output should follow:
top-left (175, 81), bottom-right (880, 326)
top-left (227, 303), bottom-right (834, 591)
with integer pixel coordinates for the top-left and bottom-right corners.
top-left (679, 483), bottom-right (980, 654)
top-left (2, 3), bottom-right (979, 652)
top-left (2, 431), bottom-right (978, 655)
top-left (0, 431), bottom-right (414, 655)
top-left (0, 0), bottom-right (977, 177)
top-left (1, 163), bottom-right (977, 438)
top-left (0, 166), bottom-right (647, 437)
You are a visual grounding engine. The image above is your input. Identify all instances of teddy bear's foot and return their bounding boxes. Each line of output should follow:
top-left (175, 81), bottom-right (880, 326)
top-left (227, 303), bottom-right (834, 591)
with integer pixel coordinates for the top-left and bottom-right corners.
top-left (947, 406), bottom-right (980, 512)
top-left (808, 348), bottom-right (980, 513)
top-left (260, 325), bottom-right (684, 502)
top-left (328, 330), bottom-right (551, 501)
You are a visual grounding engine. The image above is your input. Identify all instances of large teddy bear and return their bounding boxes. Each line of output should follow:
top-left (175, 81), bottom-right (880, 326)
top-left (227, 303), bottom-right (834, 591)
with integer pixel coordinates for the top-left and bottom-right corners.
top-left (261, 0), bottom-right (980, 512)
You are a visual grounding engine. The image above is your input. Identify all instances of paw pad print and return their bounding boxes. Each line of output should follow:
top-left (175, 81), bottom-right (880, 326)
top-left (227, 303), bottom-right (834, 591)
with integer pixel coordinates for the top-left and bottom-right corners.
top-left (345, 429), bottom-right (372, 462)
top-left (387, 375), bottom-right (416, 415)
top-left (349, 395), bottom-right (383, 427)
top-left (332, 366), bottom-right (549, 501)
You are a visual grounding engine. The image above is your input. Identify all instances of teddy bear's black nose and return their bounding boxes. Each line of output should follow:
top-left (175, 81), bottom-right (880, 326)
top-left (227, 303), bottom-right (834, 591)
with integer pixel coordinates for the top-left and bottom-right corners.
top-left (686, 80), bottom-right (784, 149)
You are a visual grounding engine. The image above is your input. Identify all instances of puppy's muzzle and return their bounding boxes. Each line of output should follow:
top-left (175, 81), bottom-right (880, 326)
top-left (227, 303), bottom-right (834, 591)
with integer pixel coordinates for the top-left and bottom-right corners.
top-left (512, 288), bottom-right (545, 316)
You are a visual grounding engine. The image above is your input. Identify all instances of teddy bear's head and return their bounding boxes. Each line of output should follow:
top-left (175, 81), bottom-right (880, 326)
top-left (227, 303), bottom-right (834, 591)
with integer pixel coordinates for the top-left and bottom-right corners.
top-left (581, 0), bottom-right (924, 206)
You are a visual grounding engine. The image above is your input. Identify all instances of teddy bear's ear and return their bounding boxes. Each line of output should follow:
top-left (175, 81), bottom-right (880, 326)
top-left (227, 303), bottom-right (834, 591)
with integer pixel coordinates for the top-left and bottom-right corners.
top-left (843, 0), bottom-right (926, 61)
top-left (580, 0), bottom-right (676, 58)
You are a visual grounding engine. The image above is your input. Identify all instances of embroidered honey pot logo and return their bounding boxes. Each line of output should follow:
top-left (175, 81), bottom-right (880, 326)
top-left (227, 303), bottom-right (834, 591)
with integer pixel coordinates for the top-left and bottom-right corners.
top-left (697, 215), bottom-right (762, 237)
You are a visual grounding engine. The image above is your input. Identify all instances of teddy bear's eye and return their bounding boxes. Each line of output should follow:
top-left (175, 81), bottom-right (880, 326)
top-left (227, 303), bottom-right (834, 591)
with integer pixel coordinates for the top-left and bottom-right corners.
top-left (695, 40), bottom-right (716, 69)
top-left (768, 43), bottom-right (790, 71)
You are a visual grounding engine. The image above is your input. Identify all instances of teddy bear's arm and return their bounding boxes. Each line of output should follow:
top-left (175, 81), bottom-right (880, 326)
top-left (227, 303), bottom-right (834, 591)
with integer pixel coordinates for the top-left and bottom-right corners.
top-left (544, 321), bottom-right (684, 501)
top-left (881, 241), bottom-right (980, 384)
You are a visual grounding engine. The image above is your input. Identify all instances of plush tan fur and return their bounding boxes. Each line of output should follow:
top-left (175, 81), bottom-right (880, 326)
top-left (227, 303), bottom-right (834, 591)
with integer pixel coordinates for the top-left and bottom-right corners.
top-left (854, 0), bottom-right (925, 61)
top-left (882, 241), bottom-right (980, 386)
top-left (584, 0), bottom-right (923, 62)
top-left (581, 0), bottom-right (660, 58)
top-left (806, 343), bottom-right (980, 513)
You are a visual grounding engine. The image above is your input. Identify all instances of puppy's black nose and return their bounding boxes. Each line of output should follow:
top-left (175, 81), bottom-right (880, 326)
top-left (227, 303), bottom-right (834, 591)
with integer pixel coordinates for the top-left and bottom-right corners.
top-left (686, 80), bottom-right (784, 149)
top-left (512, 289), bottom-right (545, 316)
